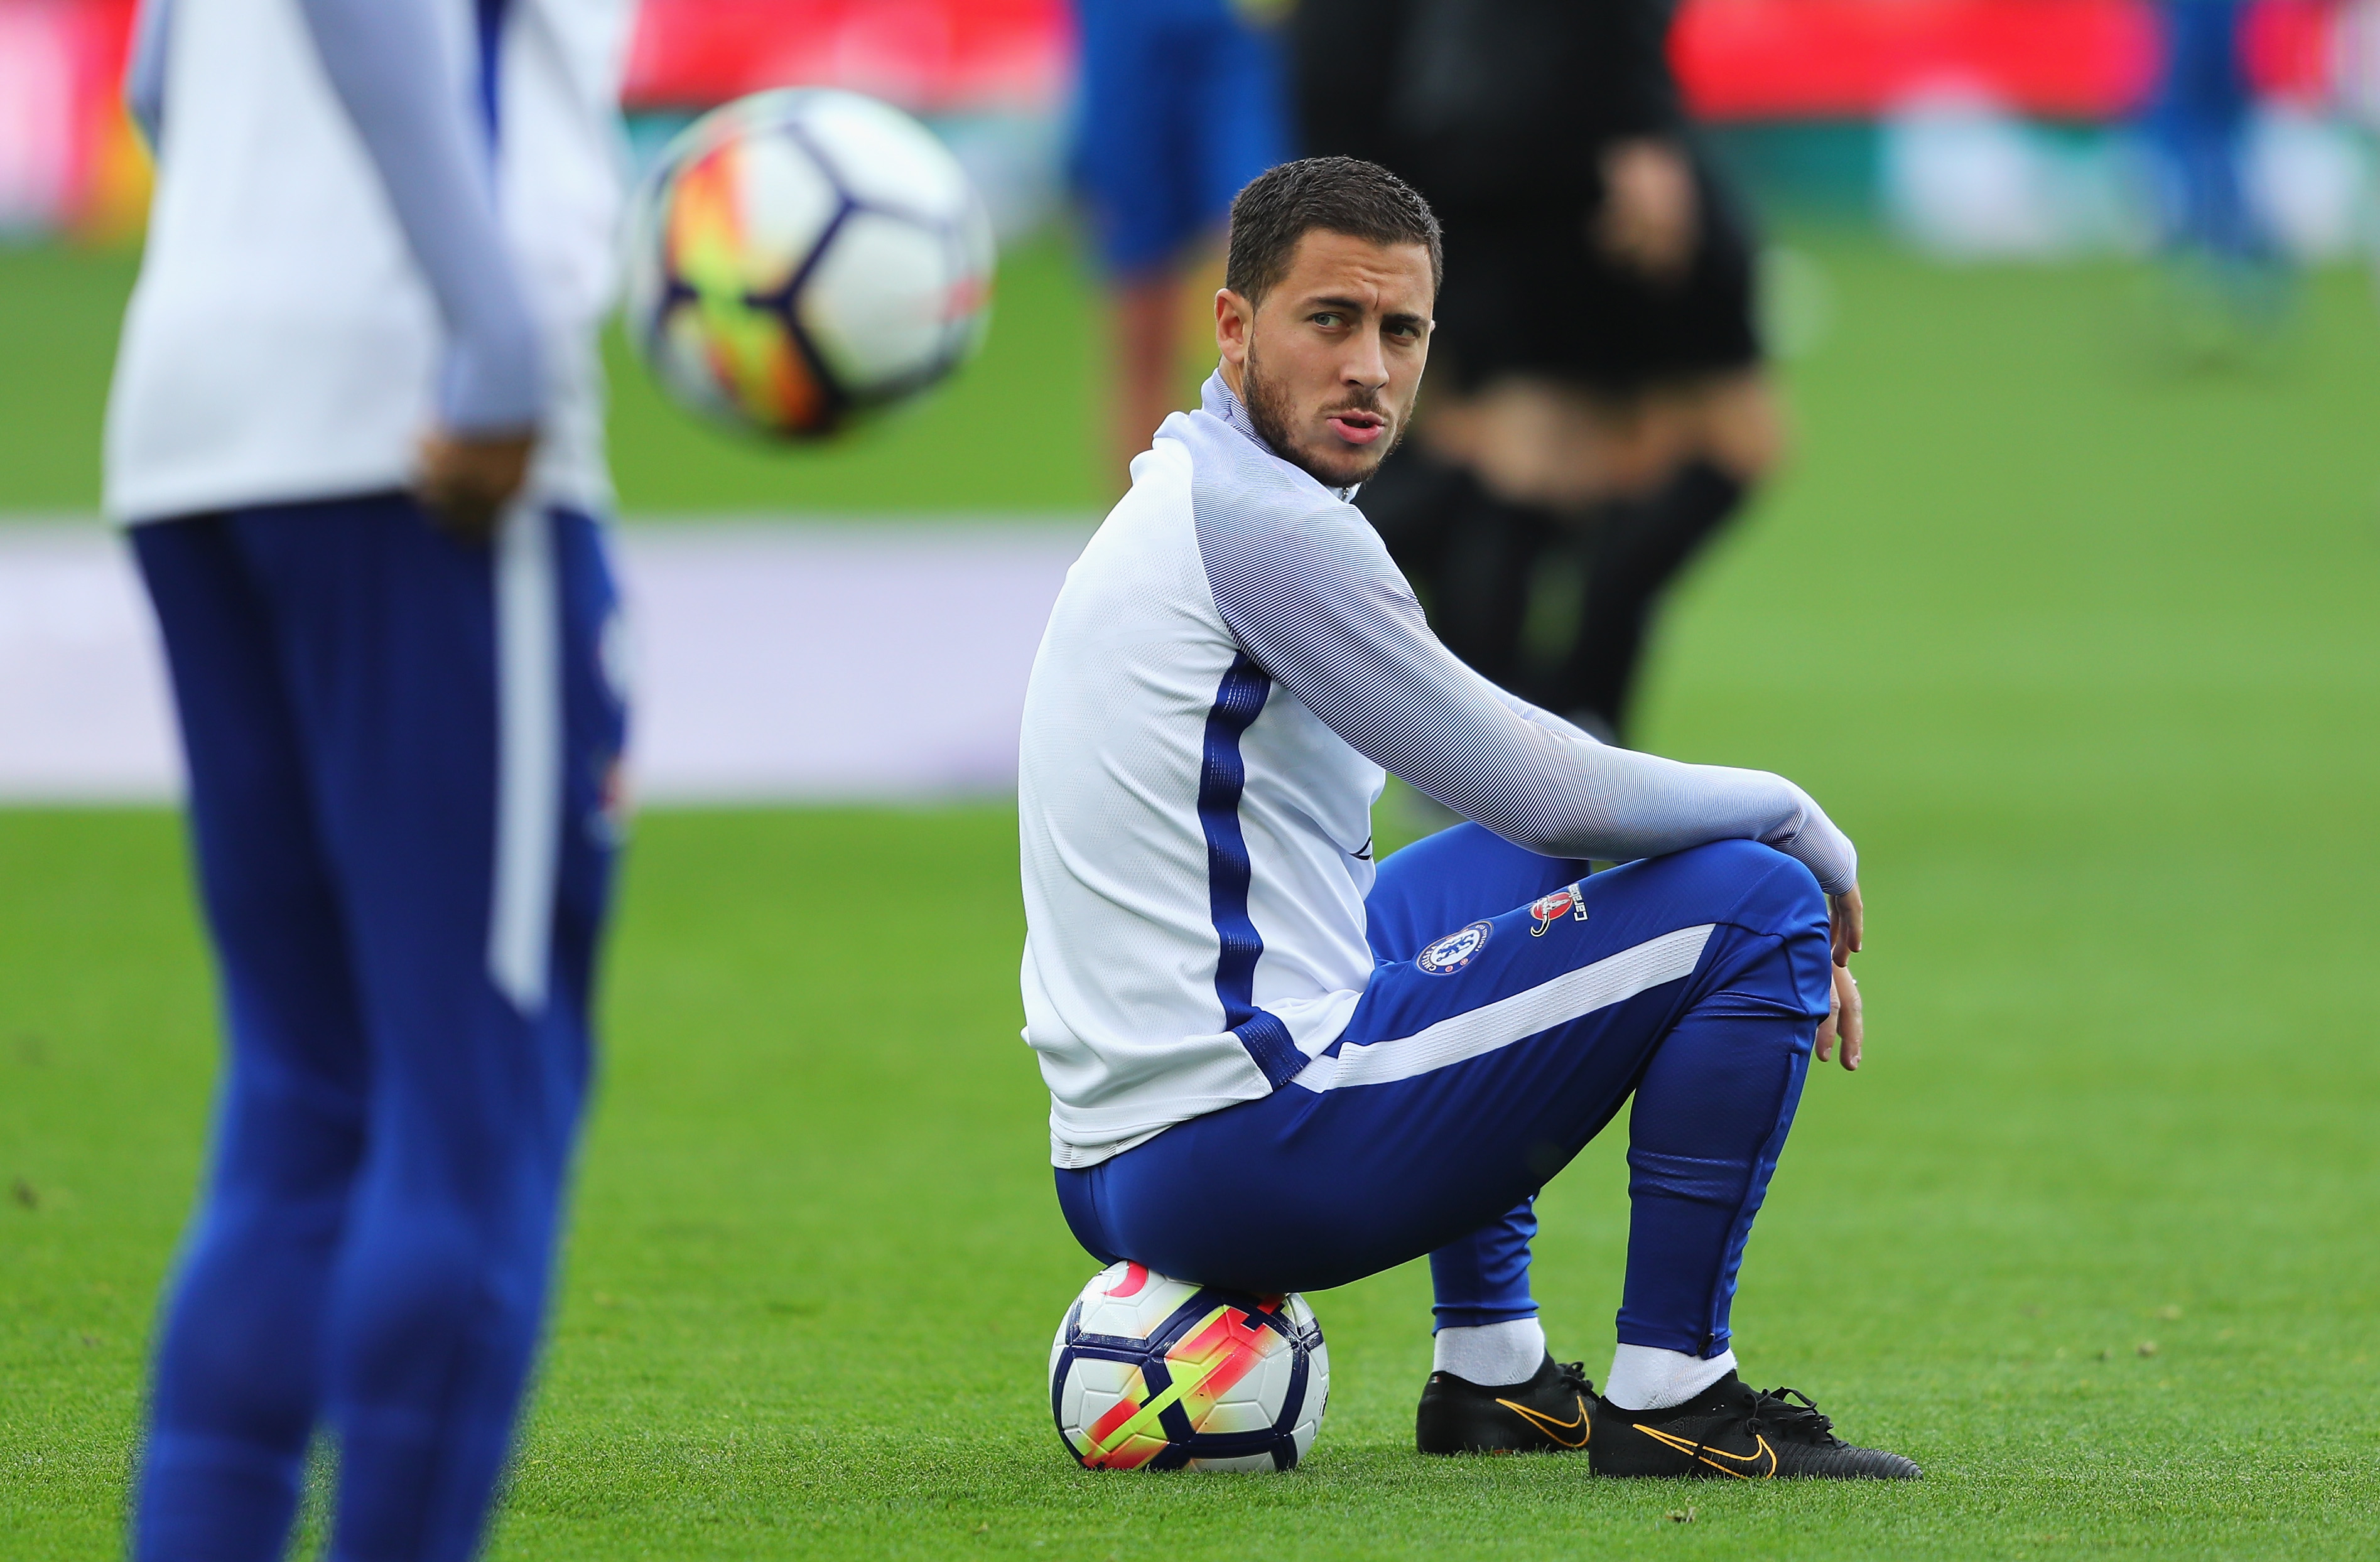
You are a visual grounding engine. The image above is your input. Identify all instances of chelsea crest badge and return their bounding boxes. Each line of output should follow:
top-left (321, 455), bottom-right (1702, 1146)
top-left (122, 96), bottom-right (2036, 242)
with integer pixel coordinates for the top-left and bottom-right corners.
top-left (1416, 920), bottom-right (1492, 976)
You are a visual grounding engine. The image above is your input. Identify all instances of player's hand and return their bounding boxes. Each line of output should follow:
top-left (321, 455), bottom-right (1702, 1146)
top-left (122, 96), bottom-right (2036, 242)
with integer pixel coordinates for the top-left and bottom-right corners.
top-left (1815, 959), bottom-right (1862, 1070)
top-left (1829, 885), bottom-right (1862, 965)
top-left (1815, 886), bottom-right (1863, 1070)
top-left (1594, 138), bottom-right (1698, 284)
top-left (416, 428), bottom-right (537, 546)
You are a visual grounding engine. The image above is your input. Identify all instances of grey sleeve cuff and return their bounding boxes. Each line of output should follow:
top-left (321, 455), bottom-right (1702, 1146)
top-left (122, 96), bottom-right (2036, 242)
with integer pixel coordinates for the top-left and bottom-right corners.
top-left (295, 0), bottom-right (546, 433)
top-left (1201, 498), bottom-right (1859, 892)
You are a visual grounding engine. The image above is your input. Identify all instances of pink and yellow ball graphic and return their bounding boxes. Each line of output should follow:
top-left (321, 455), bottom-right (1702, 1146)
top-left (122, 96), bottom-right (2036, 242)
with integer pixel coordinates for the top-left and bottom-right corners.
top-left (657, 137), bottom-right (830, 434)
top-left (1049, 1262), bottom-right (1329, 1472)
top-left (624, 89), bottom-right (995, 441)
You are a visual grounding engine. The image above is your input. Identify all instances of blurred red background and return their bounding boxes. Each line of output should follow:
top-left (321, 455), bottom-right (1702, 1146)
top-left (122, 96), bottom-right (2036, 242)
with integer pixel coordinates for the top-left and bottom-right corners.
top-left (0, 0), bottom-right (2342, 236)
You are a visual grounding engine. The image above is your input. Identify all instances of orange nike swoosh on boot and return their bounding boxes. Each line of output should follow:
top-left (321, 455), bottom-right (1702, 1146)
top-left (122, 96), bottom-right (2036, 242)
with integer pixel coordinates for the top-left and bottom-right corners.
top-left (1494, 1393), bottom-right (1592, 1448)
top-left (1634, 1423), bottom-right (1778, 1478)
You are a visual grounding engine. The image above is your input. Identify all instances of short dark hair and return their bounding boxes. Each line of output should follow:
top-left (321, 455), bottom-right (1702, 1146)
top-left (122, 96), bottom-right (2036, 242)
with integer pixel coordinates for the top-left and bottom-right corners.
top-left (1223, 156), bottom-right (1442, 304)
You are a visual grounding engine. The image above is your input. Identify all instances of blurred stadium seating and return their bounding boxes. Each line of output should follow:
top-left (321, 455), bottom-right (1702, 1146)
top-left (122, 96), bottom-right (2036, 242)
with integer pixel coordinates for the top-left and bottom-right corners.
top-left (0, 0), bottom-right (2357, 249)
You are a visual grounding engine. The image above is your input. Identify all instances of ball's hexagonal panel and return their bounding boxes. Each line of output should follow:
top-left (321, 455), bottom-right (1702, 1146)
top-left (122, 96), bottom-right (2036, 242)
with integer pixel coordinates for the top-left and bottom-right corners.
top-left (799, 208), bottom-right (966, 396)
top-left (798, 89), bottom-right (974, 218)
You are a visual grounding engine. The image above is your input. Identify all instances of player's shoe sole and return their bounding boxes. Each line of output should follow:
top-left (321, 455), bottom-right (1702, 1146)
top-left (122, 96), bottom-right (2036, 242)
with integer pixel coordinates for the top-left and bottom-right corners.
top-left (1415, 1355), bottom-right (1598, 1454)
top-left (1588, 1371), bottom-right (1920, 1479)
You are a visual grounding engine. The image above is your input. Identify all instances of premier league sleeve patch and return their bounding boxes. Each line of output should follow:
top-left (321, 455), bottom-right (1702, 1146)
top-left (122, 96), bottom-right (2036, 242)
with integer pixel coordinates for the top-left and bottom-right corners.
top-left (1415, 920), bottom-right (1492, 976)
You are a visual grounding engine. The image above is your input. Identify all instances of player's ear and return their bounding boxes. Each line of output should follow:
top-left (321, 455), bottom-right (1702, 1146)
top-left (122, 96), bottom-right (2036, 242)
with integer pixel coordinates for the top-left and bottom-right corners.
top-left (1214, 288), bottom-right (1254, 368)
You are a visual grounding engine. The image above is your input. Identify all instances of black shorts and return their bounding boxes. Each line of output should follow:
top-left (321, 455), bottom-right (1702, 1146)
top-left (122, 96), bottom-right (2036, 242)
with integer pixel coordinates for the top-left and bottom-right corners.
top-left (1427, 151), bottom-right (1762, 396)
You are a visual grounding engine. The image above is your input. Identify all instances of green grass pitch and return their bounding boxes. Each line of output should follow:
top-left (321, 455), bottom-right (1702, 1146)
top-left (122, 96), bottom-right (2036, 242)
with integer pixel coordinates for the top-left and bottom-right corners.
top-left (6, 238), bottom-right (2380, 1556)
top-left (0, 234), bottom-right (1110, 517)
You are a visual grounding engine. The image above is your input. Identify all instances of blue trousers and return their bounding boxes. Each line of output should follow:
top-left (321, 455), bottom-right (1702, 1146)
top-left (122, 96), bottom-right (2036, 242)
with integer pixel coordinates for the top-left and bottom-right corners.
top-left (1057, 826), bottom-right (1831, 1358)
top-left (1071, 0), bottom-right (1288, 276)
top-left (2146, 0), bottom-right (2263, 262)
top-left (129, 495), bottom-right (625, 1562)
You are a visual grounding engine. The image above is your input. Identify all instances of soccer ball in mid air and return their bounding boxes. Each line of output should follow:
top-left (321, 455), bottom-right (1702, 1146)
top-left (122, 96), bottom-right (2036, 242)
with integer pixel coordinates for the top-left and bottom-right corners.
top-left (1048, 1262), bottom-right (1328, 1471)
top-left (623, 88), bottom-right (995, 439)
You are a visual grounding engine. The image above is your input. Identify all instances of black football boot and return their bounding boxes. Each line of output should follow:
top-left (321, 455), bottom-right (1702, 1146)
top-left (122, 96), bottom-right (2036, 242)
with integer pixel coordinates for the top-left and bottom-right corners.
top-left (1415, 1355), bottom-right (1598, 1454)
top-left (1589, 1372), bottom-right (1921, 1480)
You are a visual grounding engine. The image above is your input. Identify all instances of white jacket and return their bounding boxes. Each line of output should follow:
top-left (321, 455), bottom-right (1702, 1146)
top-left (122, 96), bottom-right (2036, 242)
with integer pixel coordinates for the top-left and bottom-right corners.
top-left (1017, 373), bottom-right (1855, 1168)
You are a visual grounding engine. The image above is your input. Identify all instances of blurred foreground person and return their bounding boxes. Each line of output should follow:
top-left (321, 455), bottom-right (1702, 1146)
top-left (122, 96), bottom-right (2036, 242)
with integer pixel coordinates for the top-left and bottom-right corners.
top-left (1020, 158), bottom-right (1915, 1478)
top-left (1294, 0), bottom-right (1780, 741)
top-left (1073, 0), bottom-right (1290, 485)
top-left (107, 0), bottom-right (630, 1554)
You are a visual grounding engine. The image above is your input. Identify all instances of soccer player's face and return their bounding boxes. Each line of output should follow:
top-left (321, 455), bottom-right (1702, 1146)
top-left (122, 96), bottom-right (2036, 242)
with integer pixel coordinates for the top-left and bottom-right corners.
top-left (1219, 232), bottom-right (1434, 490)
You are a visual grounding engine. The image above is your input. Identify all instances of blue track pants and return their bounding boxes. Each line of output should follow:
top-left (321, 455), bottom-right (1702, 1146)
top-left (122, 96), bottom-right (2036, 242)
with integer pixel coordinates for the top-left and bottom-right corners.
top-left (129, 494), bottom-right (624, 1562)
top-left (1057, 825), bottom-right (1832, 1358)
top-left (1071, 0), bottom-right (1288, 276)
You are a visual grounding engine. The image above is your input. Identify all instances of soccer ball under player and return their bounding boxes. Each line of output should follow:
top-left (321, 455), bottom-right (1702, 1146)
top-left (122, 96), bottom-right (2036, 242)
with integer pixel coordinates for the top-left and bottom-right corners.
top-left (1015, 158), bottom-right (1917, 1479)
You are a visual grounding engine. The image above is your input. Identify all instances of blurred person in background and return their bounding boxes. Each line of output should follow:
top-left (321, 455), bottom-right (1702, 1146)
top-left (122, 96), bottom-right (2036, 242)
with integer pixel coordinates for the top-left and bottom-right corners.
top-left (1073, 0), bottom-right (1292, 486)
top-left (2143, 0), bottom-right (2287, 341)
top-left (107, 0), bottom-right (630, 1555)
top-left (1292, 0), bottom-right (1781, 745)
top-left (2333, 0), bottom-right (2380, 305)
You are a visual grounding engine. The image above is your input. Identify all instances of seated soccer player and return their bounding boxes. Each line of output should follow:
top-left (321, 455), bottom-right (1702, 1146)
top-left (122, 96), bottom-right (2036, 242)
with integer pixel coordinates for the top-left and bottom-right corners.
top-left (1017, 157), bottom-right (1918, 1479)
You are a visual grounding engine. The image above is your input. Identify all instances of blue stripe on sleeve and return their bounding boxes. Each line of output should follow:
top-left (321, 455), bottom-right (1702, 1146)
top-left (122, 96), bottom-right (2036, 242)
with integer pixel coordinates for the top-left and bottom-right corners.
top-left (1197, 653), bottom-right (1306, 1088)
top-left (473, 0), bottom-right (510, 143)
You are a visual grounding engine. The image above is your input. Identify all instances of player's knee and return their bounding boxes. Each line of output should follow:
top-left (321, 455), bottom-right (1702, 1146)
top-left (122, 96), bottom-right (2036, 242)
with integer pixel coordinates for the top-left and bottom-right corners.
top-left (356, 1119), bottom-right (570, 1285)
top-left (1726, 838), bottom-right (1826, 929)
top-left (1669, 834), bottom-right (1788, 878)
top-left (343, 1189), bottom-right (556, 1344)
top-left (1648, 837), bottom-right (1825, 934)
top-left (217, 1086), bottom-right (365, 1207)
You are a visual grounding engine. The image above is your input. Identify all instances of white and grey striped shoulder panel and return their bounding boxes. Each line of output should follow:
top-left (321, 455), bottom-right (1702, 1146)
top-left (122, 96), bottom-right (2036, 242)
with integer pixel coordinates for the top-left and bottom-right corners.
top-left (1166, 379), bottom-right (1857, 890)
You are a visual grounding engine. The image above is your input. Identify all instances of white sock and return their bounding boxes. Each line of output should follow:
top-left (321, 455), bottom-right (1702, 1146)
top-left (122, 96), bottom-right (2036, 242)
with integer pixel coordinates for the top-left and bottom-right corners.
top-left (1431, 1317), bottom-right (1546, 1386)
top-left (1603, 1344), bottom-right (1737, 1411)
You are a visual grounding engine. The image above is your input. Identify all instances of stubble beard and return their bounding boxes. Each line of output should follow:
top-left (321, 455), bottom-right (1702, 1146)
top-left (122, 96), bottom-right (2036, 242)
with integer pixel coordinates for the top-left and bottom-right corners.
top-left (1240, 338), bottom-right (1404, 492)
